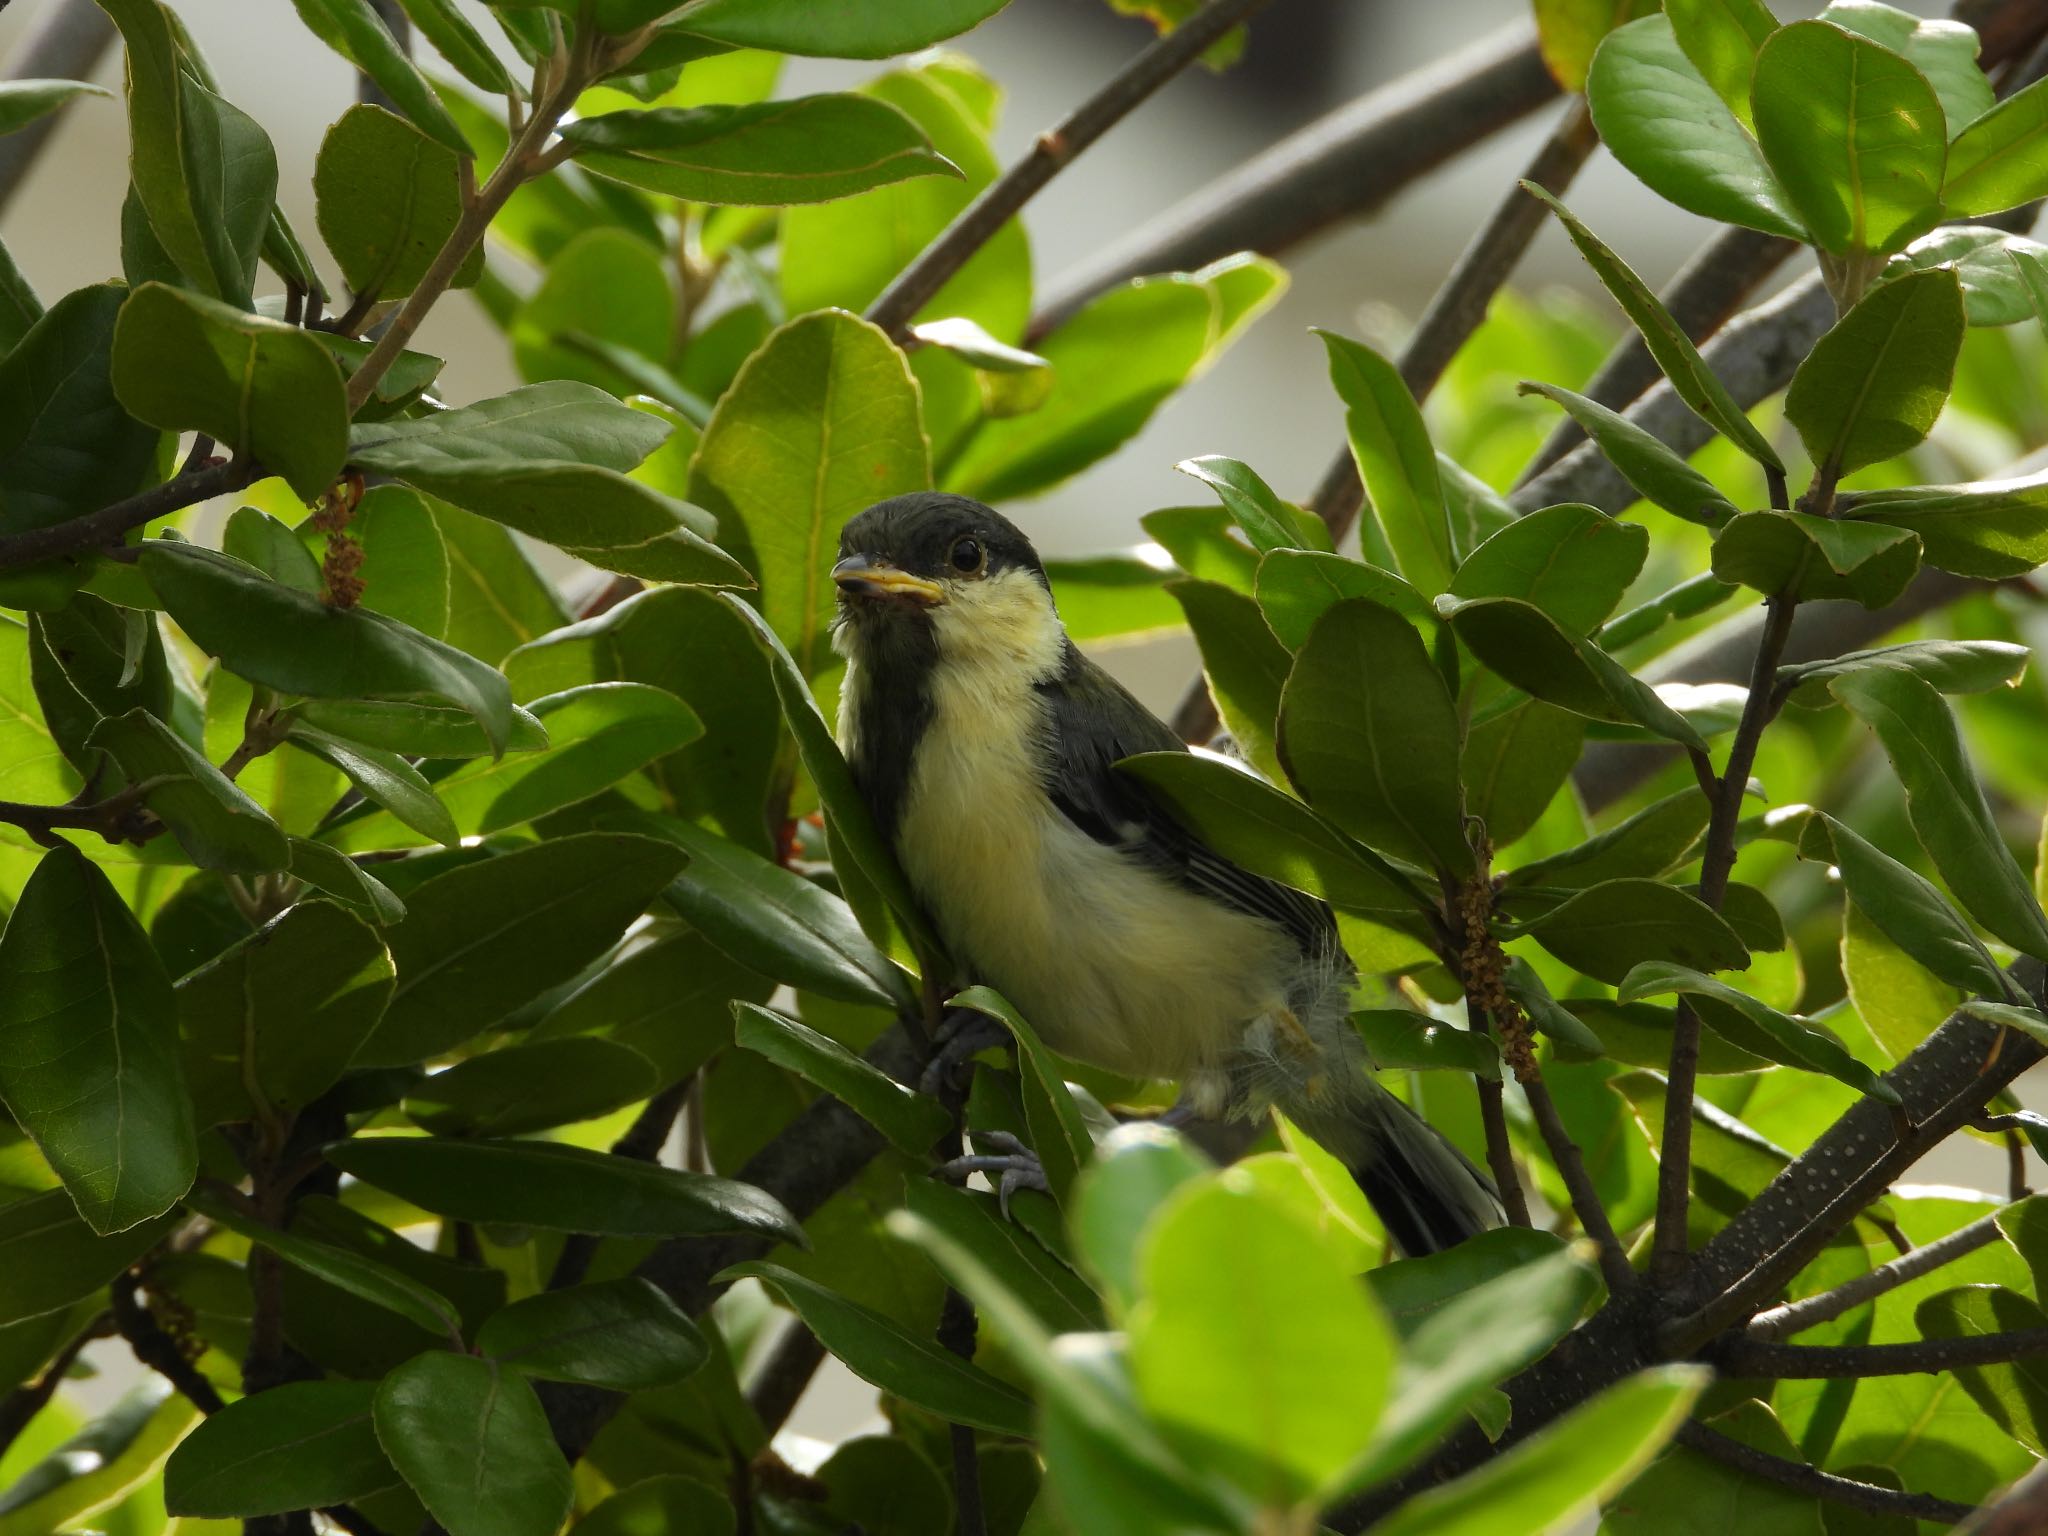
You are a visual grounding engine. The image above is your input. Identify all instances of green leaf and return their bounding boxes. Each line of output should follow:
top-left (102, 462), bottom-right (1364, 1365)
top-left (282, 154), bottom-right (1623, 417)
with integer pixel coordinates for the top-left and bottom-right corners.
top-left (1129, 1173), bottom-right (1394, 1506)
top-left (1506, 789), bottom-right (1709, 892)
top-left (327, 1135), bottom-right (803, 1242)
top-left (87, 708), bottom-right (290, 871)
top-left (0, 1192), bottom-right (176, 1325)
top-left (734, 1002), bottom-right (948, 1154)
top-left (140, 543), bottom-right (513, 754)
top-left (0, 235), bottom-right (41, 353)
top-left (1603, 1398), bottom-right (1827, 1536)
top-left (289, 0), bottom-right (470, 153)
top-left (1710, 510), bottom-right (1921, 607)
top-left (818, 1436), bottom-right (956, 1536)
top-left (1845, 900), bottom-right (1963, 1064)
top-left (1841, 469), bottom-right (2048, 578)
top-left (1619, 961), bottom-right (1899, 1102)
top-left (691, 310), bottom-right (928, 679)
top-left (1177, 455), bottom-right (1303, 554)
top-left (374, 1353), bottom-right (572, 1536)
top-left (1779, 639), bottom-right (2030, 708)
top-left (720, 1260), bottom-right (1035, 1435)
top-left (164, 1380), bottom-right (396, 1518)
top-left (355, 832), bottom-right (687, 1065)
top-left (393, 0), bottom-right (513, 95)
top-left (0, 78), bottom-right (110, 135)
top-left (1317, 329), bottom-right (1452, 593)
top-left (178, 899), bottom-right (394, 1127)
top-left (1823, 1), bottom-right (1995, 140)
top-left (649, 816), bottom-right (914, 1011)
top-left (1833, 668), bottom-right (2048, 960)
top-left (953, 984), bottom-right (1097, 1205)
top-left (1440, 595), bottom-right (1710, 751)
top-left (1277, 597), bottom-right (1471, 875)
top-left (1254, 548), bottom-right (1433, 648)
top-left (1597, 571), bottom-right (1741, 650)
top-left (0, 846), bottom-right (194, 1234)
top-left (1517, 382), bottom-right (1736, 524)
top-left (350, 377), bottom-right (668, 468)
top-left (1524, 186), bottom-right (1784, 469)
top-left (1752, 19), bottom-right (1946, 256)
top-left (1588, 15), bottom-right (1805, 239)
top-left (1070, 1124), bottom-right (1211, 1316)
top-left (1117, 751), bottom-right (1428, 927)
top-left (1169, 577), bottom-right (1289, 782)
top-left (28, 596), bottom-right (170, 784)
top-left (0, 1377), bottom-right (200, 1532)
top-left (314, 104), bottom-right (475, 303)
top-left (901, 1177), bottom-right (1102, 1333)
top-left (1914, 1286), bottom-right (2048, 1454)
top-left (911, 316), bottom-right (1048, 374)
top-left (1534, 0), bottom-right (1657, 91)
top-left (1515, 879), bottom-right (1748, 985)
top-left (291, 698), bottom-right (545, 760)
top-left (578, 1478), bottom-right (735, 1536)
top-left (1462, 696), bottom-right (1587, 849)
top-left (1885, 226), bottom-right (2048, 327)
top-left (1785, 267), bottom-right (1965, 480)
top-left (0, 285), bottom-right (161, 537)
top-left (112, 282), bottom-right (346, 500)
top-left (401, 1037), bottom-right (656, 1137)
top-left (290, 723), bottom-right (459, 846)
top-left (1372, 1365), bottom-right (1708, 1536)
top-left (1943, 75), bottom-right (2048, 217)
top-left (1353, 1010), bottom-right (1503, 1077)
top-left (478, 1277), bottom-right (708, 1391)
top-left (1450, 501), bottom-right (1649, 634)
top-left (561, 95), bottom-right (958, 204)
top-left (664, 0), bottom-right (1012, 58)
top-left (289, 836), bottom-right (408, 924)
top-left (1664, 0), bottom-right (1777, 128)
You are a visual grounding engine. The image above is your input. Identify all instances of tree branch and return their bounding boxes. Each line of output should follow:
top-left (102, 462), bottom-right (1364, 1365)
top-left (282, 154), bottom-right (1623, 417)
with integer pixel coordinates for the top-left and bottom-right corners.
top-left (1523, 1068), bottom-right (1634, 1292)
top-left (744, 1318), bottom-right (828, 1438)
top-left (0, 0), bottom-right (117, 218)
top-left (1718, 1327), bottom-right (2048, 1378)
top-left (110, 1270), bottom-right (224, 1416)
top-left (0, 456), bottom-right (255, 573)
top-left (1745, 1213), bottom-right (2006, 1342)
top-left (1676, 1422), bottom-right (1978, 1524)
top-left (866, 0), bottom-right (1276, 339)
top-left (1028, 25), bottom-right (1558, 339)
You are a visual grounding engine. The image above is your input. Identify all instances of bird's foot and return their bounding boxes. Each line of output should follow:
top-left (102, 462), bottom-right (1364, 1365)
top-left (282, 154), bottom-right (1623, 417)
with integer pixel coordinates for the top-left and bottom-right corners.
top-left (937, 1131), bottom-right (1049, 1219)
top-left (919, 1009), bottom-right (1013, 1099)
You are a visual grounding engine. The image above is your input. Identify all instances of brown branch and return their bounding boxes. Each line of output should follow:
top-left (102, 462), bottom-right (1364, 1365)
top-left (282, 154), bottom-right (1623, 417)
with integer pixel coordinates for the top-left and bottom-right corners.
top-left (1717, 1327), bottom-right (2048, 1378)
top-left (938, 1288), bottom-right (987, 1536)
top-left (744, 1319), bottom-right (828, 1438)
top-left (1467, 999), bottom-right (1532, 1229)
top-left (1676, 1423), bottom-right (1978, 1525)
top-left (111, 1270), bottom-right (224, 1416)
top-left (1744, 1214), bottom-right (2006, 1342)
top-left (1028, 25), bottom-right (1558, 339)
top-left (1523, 1069), bottom-right (1634, 1293)
top-left (866, 0), bottom-right (1277, 339)
top-left (0, 781), bottom-right (163, 851)
top-left (0, 456), bottom-right (255, 572)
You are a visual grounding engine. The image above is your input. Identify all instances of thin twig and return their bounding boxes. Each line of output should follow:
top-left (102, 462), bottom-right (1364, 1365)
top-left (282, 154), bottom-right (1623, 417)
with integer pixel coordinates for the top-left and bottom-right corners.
top-left (1523, 1072), bottom-right (1633, 1292)
top-left (1745, 1214), bottom-right (2005, 1342)
top-left (937, 1288), bottom-right (987, 1536)
top-left (867, 0), bottom-right (1276, 338)
top-left (0, 456), bottom-right (253, 572)
top-left (548, 1081), bottom-right (690, 1290)
top-left (1719, 1327), bottom-right (2048, 1378)
top-left (1677, 1423), bottom-right (1977, 1524)
top-left (1467, 1000), bottom-right (1531, 1228)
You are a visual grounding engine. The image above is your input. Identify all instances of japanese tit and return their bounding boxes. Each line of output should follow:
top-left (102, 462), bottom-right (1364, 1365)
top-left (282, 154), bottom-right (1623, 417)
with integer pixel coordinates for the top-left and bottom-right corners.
top-left (832, 491), bottom-right (1502, 1255)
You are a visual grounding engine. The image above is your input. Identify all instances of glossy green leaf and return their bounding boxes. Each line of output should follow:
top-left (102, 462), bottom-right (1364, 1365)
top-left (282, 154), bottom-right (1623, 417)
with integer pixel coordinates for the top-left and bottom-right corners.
top-left (314, 103), bottom-right (475, 303)
top-left (1354, 1009), bottom-right (1503, 1077)
top-left (0, 1376), bottom-right (199, 1532)
top-left (668, 0), bottom-right (1012, 58)
top-left (0, 78), bottom-right (109, 135)
top-left (578, 1478), bottom-right (735, 1536)
top-left (902, 1177), bottom-right (1102, 1333)
top-left (291, 722), bottom-right (459, 846)
top-left (22, 598), bottom-right (169, 785)
top-left (1177, 455), bottom-right (1302, 554)
top-left (113, 283), bottom-right (346, 499)
top-left (1169, 576), bottom-right (1289, 781)
top-left (165, 1381), bottom-right (396, 1518)
top-left (1885, 226), bottom-right (2048, 327)
top-left (393, 0), bottom-right (512, 94)
top-left (691, 310), bottom-right (928, 678)
top-left (1914, 1285), bottom-right (2048, 1454)
top-left (734, 1002), bottom-right (947, 1153)
top-left (1710, 510), bottom-right (1921, 608)
top-left (1824, 1), bottom-right (1994, 139)
top-left (1943, 75), bottom-right (2048, 217)
top-left (1130, 1173), bottom-right (1394, 1505)
top-left (289, 836), bottom-right (408, 925)
top-left (1779, 639), bottom-right (2030, 708)
top-left (351, 380), bottom-right (667, 472)
top-left (401, 1037), bottom-right (656, 1137)
top-left (478, 1277), bottom-right (708, 1390)
top-left (0, 1192), bottom-right (176, 1325)
top-left (1845, 900), bottom-right (1962, 1064)
top-left (1534, 0), bottom-right (1656, 91)
top-left (562, 95), bottom-right (958, 204)
top-left (1515, 879), bottom-right (1748, 985)
top-left (1841, 470), bottom-right (2048, 578)
top-left (1518, 382), bottom-right (1736, 524)
top-left (87, 708), bottom-right (290, 871)
top-left (374, 1353), bottom-right (572, 1536)
top-left (356, 832), bottom-right (686, 1065)
top-left (1254, 548), bottom-right (1433, 648)
top-left (178, 899), bottom-right (394, 1127)
top-left (291, 698), bottom-right (546, 760)
top-left (1752, 19), bottom-right (1946, 256)
top-left (1526, 185), bottom-right (1783, 468)
top-left (1785, 267), bottom-right (1965, 480)
top-left (289, 0), bottom-right (470, 153)
top-left (1318, 329), bottom-right (1452, 593)
top-left (1664, 0), bottom-right (1777, 127)
top-left (1597, 571), bottom-right (1741, 650)
top-left (1506, 790), bottom-right (1709, 892)
top-left (1619, 961), bottom-right (1898, 1101)
top-left (0, 236), bottom-right (37, 353)
top-left (141, 542), bottom-right (513, 754)
top-left (0, 847), bottom-right (193, 1233)
top-left (1588, 15), bottom-right (1805, 239)
top-left (1450, 501), bottom-right (1648, 634)
top-left (0, 284), bottom-right (158, 538)
top-left (954, 984), bottom-right (1096, 1203)
top-left (1277, 597), bottom-right (1471, 875)
top-left (720, 1260), bottom-right (1034, 1435)
top-left (327, 1135), bottom-right (803, 1242)
top-left (1462, 696), bottom-right (1586, 849)
top-left (1833, 668), bottom-right (2048, 960)
top-left (1070, 1124), bottom-right (1211, 1316)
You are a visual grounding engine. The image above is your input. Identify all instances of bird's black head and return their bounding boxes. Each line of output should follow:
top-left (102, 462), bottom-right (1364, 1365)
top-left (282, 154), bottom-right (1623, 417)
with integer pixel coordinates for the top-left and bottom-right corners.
top-left (832, 493), bottom-right (1047, 618)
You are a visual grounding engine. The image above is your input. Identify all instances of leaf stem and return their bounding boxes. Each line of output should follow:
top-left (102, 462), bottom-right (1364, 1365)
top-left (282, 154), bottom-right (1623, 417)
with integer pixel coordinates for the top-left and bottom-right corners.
top-left (865, 0), bottom-right (1277, 339)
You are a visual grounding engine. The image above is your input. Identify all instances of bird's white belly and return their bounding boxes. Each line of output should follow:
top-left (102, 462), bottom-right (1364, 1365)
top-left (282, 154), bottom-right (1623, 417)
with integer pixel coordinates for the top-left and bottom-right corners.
top-left (894, 672), bottom-right (1295, 1084)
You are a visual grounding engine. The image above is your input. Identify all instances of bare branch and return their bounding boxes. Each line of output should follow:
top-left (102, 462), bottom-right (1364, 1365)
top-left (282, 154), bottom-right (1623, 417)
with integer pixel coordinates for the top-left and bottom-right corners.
top-left (1676, 1423), bottom-right (1977, 1525)
top-left (866, 0), bottom-right (1277, 339)
top-left (0, 456), bottom-right (256, 573)
top-left (1745, 1214), bottom-right (2006, 1342)
top-left (111, 1270), bottom-right (224, 1416)
top-left (1718, 1326), bottom-right (2048, 1378)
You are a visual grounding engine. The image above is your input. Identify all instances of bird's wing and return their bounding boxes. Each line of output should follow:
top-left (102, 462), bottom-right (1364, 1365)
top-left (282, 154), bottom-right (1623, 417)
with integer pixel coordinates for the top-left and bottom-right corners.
top-left (1035, 645), bottom-right (1338, 956)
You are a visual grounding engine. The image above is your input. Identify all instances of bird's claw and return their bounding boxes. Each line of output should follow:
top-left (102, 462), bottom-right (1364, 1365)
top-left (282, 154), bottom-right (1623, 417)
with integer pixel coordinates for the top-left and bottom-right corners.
top-left (919, 1009), bottom-right (1013, 1098)
top-left (937, 1131), bottom-right (1049, 1220)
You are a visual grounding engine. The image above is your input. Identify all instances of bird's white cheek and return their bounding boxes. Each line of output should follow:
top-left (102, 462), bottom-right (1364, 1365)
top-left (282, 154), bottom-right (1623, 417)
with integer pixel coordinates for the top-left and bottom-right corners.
top-left (929, 571), bottom-right (1065, 678)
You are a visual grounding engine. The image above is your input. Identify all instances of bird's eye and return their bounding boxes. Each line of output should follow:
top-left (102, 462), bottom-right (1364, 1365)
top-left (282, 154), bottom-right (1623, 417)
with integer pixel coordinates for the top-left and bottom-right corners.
top-left (949, 536), bottom-right (986, 575)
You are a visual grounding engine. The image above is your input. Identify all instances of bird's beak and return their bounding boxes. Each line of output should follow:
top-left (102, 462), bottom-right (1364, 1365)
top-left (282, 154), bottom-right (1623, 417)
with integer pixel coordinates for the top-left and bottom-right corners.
top-left (833, 553), bottom-right (945, 606)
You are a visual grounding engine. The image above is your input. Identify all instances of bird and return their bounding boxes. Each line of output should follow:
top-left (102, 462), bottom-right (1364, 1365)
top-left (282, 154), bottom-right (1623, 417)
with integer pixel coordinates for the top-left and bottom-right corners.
top-left (830, 490), bottom-right (1503, 1256)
